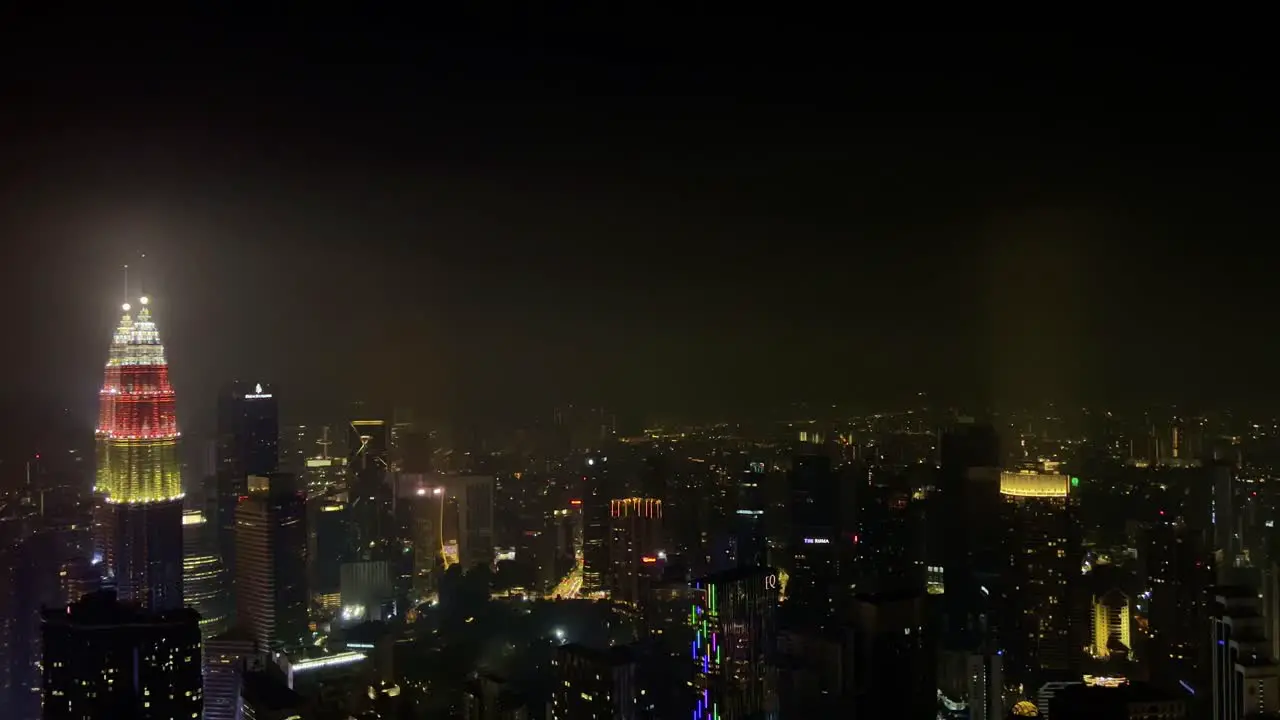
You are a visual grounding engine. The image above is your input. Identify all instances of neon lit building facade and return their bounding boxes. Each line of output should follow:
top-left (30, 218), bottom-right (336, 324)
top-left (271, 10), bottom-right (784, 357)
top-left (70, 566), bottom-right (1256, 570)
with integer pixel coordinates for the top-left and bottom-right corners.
top-left (95, 297), bottom-right (185, 610)
top-left (609, 497), bottom-right (662, 606)
top-left (691, 565), bottom-right (779, 720)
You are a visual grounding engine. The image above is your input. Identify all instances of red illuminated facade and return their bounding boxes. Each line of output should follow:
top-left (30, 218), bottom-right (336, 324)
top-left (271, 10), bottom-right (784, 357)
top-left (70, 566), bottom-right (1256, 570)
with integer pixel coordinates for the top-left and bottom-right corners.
top-left (94, 298), bottom-right (184, 610)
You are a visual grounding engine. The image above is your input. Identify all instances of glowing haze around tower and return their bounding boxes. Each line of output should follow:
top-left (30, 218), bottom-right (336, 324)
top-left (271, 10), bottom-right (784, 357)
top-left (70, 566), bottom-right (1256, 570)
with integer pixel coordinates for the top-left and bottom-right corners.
top-left (95, 297), bottom-right (184, 503)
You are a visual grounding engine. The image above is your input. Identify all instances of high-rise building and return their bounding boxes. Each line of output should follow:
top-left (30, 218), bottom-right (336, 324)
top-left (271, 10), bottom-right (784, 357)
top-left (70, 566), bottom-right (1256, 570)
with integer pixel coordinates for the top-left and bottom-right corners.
top-left (308, 493), bottom-right (350, 610)
top-left (455, 475), bottom-right (496, 571)
top-left (216, 380), bottom-right (279, 583)
top-left (397, 480), bottom-right (444, 601)
top-left (848, 590), bottom-right (937, 720)
top-left (609, 497), bottom-right (662, 607)
top-left (691, 565), bottom-right (779, 720)
top-left (1000, 467), bottom-right (1082, 679)
top-left (1211, 585), bottom-right (1280, 720)
top-left (936, 421), bottom-right (1002, 649)
top-left (788, 455), bottom-right (842, 620)
top-left (235, 473), bottom-right (308, 652)
top-left (41, 590), bottom-right (202, 719)
top-left (202, 629), bottom-right (256, 720)
top-left (1212, 461), bottom-right (1240, 576)
top-left (1145, 521), bottom-right (1214, 697)
top-left (347, 419), bottom-right (393, 561)
top-left (182, 509), bottom-right (228, 641)
top-left (581, 455), bottom-right (611, 595)
top-left (549, 644), bottom-right (638, 720)
top-left (729, 466), bottom-right (768, 569)
top-left (94, 297), bottom-right (184, 610)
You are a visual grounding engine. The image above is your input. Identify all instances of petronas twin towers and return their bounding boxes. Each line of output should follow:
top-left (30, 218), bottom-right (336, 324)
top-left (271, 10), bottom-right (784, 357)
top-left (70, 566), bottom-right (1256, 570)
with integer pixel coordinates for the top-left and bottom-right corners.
top-left (94, 296), bottom-right (184, 609)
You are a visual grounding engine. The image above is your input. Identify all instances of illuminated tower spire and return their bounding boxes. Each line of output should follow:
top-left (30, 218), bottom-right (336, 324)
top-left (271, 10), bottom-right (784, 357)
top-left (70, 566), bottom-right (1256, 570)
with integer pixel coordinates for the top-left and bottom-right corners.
top-left (94, 292), bottom-right (184, 610)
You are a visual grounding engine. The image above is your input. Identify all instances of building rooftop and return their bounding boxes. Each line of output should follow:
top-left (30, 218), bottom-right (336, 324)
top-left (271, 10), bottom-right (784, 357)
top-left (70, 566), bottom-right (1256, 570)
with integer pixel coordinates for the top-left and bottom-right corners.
top-left (242, 670), bottom-right (305, 710)
top-left (43, 590), bottom-right (200, 628)
top-left (558, 643), bottom-right (637, 667)
top-left (694, 564), bottom-right (774, 586)
top-left (1056, 681), bottom-right (1180, 704)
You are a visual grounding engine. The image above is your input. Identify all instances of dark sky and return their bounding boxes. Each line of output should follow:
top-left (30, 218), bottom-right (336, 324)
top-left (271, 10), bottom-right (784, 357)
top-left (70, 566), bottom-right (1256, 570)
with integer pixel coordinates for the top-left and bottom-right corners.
top-left (1, 14), bottom-right (1277, 447)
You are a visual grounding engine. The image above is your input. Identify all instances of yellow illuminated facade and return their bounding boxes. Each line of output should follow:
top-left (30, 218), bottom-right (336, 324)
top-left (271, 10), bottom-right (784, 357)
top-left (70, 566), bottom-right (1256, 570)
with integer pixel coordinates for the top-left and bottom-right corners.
top-left (999, 470), bottom-right (1069, 498)
top-left (95, 303), bottom-right (184, 504)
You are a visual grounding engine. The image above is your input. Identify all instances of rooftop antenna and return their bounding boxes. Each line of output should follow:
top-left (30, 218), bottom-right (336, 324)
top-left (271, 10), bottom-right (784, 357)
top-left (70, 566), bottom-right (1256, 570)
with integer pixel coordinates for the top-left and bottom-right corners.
top-left (137, 252), bottom-right (149, 308)
top-left (121, 264), bottom-right (131, 312)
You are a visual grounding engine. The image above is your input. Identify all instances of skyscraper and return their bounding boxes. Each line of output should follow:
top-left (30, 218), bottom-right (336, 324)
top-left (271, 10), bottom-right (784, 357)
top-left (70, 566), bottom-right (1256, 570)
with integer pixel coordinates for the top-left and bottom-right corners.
top-left (182, 509), bottom-right (228, 641)
top-left (235, 473), bottom-right (308, 652)
top-left (848, 590), bottom-right (937, 720)
top-left (609, 497), bottom-right (662, 607)
top-left (936, 421), bottom-right (1002, 648)
top-left (94, 296), bottom-right (184, 610)
top-left (347, 419), bottom-right (393, 560)
top-left (788, 455), bottom-right (841, 620)
top-left (1000, 467), bottom-right (1082, 679)
top-left (216, 380), bottom-right (279, 581)
top-left (691, 565), bottom-right (779, 720)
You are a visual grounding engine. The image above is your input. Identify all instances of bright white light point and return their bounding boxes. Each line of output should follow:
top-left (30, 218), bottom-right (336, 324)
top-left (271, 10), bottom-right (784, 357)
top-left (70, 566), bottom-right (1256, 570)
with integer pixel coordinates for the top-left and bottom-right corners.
top-left (587, 458), bottom-right (595, 466)
top-left (416, 487), bottom-right (427, 496)
top-left (554, 628), bottom-right (565, 640)
top-left (122, 302), bottom-right (131, 311)
top-left (139, 296), bottom-right (149, 305)
top-left (433, 487), bottom-right (444, 496)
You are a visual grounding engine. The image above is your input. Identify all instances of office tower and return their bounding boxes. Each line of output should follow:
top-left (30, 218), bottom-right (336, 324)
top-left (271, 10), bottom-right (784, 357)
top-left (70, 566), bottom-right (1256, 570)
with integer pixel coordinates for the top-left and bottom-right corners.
top-left (848, 590), bottom-right (936, 720)
top-left (1000, 467), bottom-right (1081, 679)
top-left (455, 475), bottom-right (496, 570)
top-left (94, 297), bottom-right (184, 610)
top-left (216, 380), bottom-right (279, 583)
top-left (1212, 586), bottom-right (1280, 720)
top-left (347, 419), bottom-right (393, 560)
top-left (936, 421), bottom-right (1002, 649)
top-left (395, 424), bottom-right (434, 474)
top-left (788, 454), bottom-right (842, 620)
top-left (609, 497), bottom-right (662, 607)
top-left (1145, 522), bottom-right (1215, 696)
top-left (938, 647), bottom-right (1004, 720)
top-left (182, 509), bottom-right (228, 640)
top-left (309, 493), bottom-right (350, 610)
top-left (549, 644), bottom-right (638, 720)
top-left (1212, 461), bottom-right (1240, 576)
top-left (692, 565), bottom-right (779, 720)
top-left (729, 465), bottom-right (768, 568)
top-left (203, 629), bottom-right (256, 720)
top-left (41, 590), bottom-right (202, 719)
top-left (235, 473), bottom-right (307, 652)
top-left (581, 456), bottom-right (611, 594)
top-left (967, 651), bottom-right (1004, 720)
top-left (400, 482), bottom-right (444, 601)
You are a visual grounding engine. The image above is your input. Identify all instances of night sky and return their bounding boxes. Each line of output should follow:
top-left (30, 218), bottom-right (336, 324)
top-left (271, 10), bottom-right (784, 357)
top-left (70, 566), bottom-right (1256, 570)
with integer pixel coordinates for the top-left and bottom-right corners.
top-left (2, 15), bottom-right (1277, 451)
